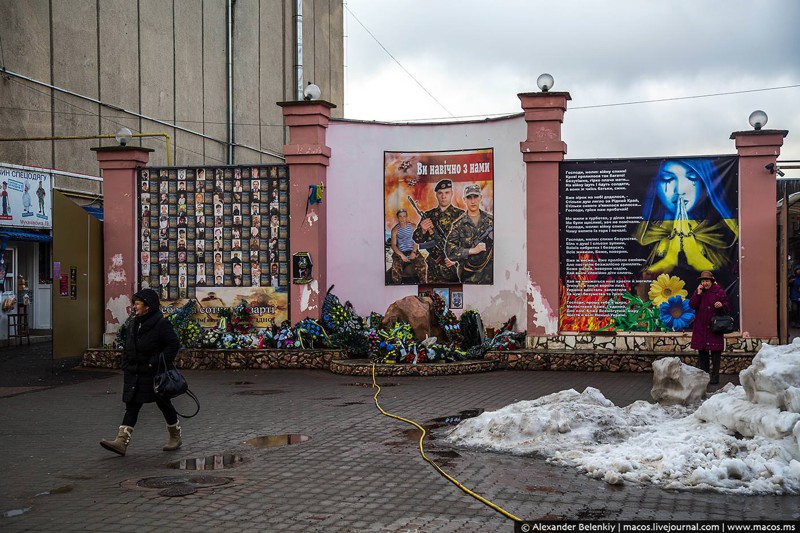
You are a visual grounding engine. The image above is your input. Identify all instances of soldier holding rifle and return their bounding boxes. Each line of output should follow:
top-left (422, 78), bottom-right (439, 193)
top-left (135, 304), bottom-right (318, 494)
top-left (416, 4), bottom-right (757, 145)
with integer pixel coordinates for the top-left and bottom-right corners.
top-left (445, 184), bottom-right (494, 284)
top-left (411, 179), bottom-right (464, 283)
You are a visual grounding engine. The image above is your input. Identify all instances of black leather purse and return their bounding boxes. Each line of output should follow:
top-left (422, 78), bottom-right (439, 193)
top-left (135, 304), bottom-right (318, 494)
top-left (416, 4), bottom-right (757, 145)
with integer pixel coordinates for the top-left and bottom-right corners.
top-left (710, 314), bottom-right (735, 334)
top-left (153, 353), bottom-right (200, 418)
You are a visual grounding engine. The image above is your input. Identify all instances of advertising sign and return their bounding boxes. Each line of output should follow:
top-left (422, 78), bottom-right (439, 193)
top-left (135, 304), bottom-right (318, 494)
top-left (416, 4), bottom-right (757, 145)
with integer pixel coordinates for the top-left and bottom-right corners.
top-left (559, 156), bottom-right (739, 332)
top-left (384, 148), bottom-right (494, 285)
top-left (0, 165), bottom-right (53, 229)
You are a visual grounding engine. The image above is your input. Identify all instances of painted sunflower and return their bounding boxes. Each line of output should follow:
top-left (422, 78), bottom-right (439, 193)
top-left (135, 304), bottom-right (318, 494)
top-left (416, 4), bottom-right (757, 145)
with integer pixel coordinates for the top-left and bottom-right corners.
top-left (659, 295), bottom-right (695, 331)
top-left (648, 274), bottom-right (688, 306)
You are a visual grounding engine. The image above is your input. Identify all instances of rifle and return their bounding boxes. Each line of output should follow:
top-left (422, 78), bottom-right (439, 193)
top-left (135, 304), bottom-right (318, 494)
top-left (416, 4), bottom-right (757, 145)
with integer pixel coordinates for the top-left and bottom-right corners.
top-left (463, 225), bottom-right (494, 274)
top-left (407, 195), bottom-right (446, 243)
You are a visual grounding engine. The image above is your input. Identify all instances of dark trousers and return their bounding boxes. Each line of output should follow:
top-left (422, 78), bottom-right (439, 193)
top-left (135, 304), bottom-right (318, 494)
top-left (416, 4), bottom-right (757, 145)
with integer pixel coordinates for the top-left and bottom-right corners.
top-left (698, 350), bottom-right (721, 382)
top-left (122, 398), bottom-right (178, 427)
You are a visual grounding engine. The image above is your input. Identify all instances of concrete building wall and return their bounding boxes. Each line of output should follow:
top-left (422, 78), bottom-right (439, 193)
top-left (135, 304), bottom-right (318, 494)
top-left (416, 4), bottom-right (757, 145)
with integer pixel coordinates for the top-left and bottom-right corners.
top-left (0, 0), bottom-right (343, 175)
top-left (325, 117), bottom-right (529, 329)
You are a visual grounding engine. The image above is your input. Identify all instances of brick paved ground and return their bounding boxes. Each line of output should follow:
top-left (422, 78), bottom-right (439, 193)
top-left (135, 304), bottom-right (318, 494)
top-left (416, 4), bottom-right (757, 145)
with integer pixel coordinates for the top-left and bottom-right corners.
top-left (0, 344), bottom-right (797, 532)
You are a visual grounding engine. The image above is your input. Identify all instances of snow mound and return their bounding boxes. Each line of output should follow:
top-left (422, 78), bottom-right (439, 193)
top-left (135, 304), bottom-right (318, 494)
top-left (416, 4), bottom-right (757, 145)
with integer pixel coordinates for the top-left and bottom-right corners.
top-left (442, 341), bottom-right (800, 494)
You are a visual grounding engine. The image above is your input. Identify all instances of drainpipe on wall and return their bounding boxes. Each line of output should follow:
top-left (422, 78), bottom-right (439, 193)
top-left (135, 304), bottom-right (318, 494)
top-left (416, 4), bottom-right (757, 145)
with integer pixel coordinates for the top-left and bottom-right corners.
top-left (226, 0), bottom-right (234, 164)
top-left (295, 0), bottom-right (303, 100)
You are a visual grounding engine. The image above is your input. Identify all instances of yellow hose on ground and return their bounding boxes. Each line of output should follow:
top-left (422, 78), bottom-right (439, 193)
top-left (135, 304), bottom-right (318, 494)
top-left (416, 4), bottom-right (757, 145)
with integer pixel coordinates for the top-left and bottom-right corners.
top-left (370, 363), bottom-right (522, 523)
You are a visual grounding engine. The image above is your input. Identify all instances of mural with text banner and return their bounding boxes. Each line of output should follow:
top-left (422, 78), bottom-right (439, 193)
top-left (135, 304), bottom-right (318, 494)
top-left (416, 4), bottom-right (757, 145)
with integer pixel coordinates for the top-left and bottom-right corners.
top-left (384, 148), bottom-right (494, 286)
top-left (0, 165), bottom-right (52, 229)
top-left (558, 156), bottom-right (739, 332)
top-left (137, 165), bottom-right (290, 328)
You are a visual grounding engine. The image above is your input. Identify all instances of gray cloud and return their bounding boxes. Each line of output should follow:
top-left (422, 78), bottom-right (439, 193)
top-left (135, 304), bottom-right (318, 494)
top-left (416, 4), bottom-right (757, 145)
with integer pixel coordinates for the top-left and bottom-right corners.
top-left (345, 0), bottom-right (800, 164)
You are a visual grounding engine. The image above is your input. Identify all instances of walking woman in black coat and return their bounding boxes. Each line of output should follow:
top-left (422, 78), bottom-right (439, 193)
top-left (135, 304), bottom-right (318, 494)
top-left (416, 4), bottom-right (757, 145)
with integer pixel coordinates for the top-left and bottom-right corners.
top-left (100, 288), bottom-right (182, 455)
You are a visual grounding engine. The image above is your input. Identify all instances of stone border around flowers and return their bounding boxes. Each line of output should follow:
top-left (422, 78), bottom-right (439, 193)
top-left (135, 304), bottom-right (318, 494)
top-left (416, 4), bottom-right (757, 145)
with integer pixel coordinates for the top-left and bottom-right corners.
top-left (84, 332), bottom-right (769, 375)
top-left (485, 350), bottom-right (754, 374)
top-left (329, 359), bottom-right (499, 376)
top-left (82, 348), bottom-right (348, 370)
top-left (525, 333), bottom-right (776, 354)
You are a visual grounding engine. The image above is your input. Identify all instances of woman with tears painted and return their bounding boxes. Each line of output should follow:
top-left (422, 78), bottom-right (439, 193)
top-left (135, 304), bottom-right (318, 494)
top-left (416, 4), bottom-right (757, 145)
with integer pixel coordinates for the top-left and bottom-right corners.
top-left (100, 288), bottom-right (183, 456)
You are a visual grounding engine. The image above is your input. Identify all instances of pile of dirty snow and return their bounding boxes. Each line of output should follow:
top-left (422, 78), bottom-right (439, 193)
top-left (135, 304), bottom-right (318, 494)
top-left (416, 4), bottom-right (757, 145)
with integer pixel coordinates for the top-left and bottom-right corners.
top-left (444, 340), bottom-right (800, 494)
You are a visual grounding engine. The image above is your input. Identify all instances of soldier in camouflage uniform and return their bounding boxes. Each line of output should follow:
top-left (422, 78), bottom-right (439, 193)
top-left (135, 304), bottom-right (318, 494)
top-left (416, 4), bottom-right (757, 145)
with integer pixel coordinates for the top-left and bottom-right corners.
top-left (412, 179), bottom-right (464, 283)
top-left (445, 184), bottom-right (493, 284)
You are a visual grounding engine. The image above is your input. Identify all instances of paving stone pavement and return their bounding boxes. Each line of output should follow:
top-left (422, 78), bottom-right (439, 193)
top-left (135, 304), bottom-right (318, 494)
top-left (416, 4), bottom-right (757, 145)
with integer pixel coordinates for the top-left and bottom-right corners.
top-left (0, 352), bottom-right (798, 532)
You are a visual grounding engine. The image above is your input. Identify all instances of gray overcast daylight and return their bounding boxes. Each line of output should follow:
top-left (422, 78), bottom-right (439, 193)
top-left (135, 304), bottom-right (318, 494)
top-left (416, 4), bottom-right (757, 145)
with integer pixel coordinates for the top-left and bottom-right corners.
top-left (343, 0), bottom-right (800, 167)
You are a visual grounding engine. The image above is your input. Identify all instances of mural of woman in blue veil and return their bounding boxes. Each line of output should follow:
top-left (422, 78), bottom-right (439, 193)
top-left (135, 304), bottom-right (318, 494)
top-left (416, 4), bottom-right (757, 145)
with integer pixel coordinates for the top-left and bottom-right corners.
top-left (635, 158), bottom-right (738, 274)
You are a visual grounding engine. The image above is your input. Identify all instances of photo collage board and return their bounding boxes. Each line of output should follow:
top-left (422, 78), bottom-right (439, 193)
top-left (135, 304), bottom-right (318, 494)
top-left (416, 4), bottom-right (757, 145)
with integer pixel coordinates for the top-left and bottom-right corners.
top-left (137, 165), bottom-right (290, 302)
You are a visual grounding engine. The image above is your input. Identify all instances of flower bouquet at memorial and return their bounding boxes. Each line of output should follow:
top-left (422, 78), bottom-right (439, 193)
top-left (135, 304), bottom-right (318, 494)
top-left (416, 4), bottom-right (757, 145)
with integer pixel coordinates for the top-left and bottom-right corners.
top-left (274, 320), bottom-right (298, 348)
top-left (229, 300), bottom-right (255, 335)
top-left (368, 312), bottom-right (384, 330)
top-left (430, 292), bottom-right (462, 344)
top-left (166, 300), bottom-right (202, 348)
top-left (198, 327), bottom-right (222, 348)
top-left (373, 322), bottom-right (415, 364)
top-left (488, 316), bottom-right (526, 352)
top-left (293, 318), bottom-right (332, 348)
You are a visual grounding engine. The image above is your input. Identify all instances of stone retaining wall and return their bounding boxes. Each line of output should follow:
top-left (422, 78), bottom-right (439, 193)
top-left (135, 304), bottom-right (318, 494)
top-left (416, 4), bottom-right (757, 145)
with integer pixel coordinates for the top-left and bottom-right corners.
top-left (526, 333), bottom-right (775, 354)
top-left (486, 350), bottom-right (754, 374)
top-left (82, 348), bottom-right (348, 370)
top-left (329, 359), bottom-right (498, 376)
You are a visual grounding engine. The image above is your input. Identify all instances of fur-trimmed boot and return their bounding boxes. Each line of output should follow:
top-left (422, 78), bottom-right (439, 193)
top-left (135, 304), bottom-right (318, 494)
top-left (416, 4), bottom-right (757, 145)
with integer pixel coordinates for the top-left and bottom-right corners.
top-left (100, 425), bottom-right (134, 456)
top-left (163, 422), bottom-right (182, 451)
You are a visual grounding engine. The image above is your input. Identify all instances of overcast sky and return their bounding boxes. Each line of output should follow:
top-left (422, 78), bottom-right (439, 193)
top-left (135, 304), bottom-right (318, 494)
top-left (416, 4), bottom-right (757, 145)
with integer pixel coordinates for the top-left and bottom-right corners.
top-left (343, 0), bottom-right (800, 170)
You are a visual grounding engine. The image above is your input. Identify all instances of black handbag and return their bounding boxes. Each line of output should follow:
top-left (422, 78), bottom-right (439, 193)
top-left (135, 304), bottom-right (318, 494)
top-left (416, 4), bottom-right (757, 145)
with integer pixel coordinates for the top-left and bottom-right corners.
top-left (153, 353), bottom-right (200, 418)
top-left (710, 314), bottom-right (735, 334)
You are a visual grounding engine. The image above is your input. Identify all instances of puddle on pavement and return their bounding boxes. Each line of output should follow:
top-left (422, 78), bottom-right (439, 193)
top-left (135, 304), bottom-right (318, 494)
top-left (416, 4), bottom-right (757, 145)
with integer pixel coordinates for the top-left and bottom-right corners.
top-left (3, 508), bottom-right (31, 518)
top-left (243, 434), bottom-right (310, 448)
top-left (167, 454), bottom-right (243, 470)
top-left (137, 475), bottom-right (233, 498)
top-left (230, 381), bottom-right (255, 385)
top-left (35, 485), bottom-right (73, 496)
top-left (235, 389), bottom-right (285, 396)
top-left (401, 409), bottom-right (485, 442)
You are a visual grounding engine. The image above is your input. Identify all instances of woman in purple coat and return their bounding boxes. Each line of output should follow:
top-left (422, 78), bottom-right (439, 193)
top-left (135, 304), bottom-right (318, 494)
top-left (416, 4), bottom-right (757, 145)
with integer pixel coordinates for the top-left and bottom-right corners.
top-left (689, 270), bottom-right (729, 384)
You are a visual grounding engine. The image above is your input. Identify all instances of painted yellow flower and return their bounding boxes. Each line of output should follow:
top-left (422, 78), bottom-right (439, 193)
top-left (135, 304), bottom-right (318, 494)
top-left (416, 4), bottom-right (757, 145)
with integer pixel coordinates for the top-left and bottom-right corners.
top-left (648, 274), bottom-right (688, 306)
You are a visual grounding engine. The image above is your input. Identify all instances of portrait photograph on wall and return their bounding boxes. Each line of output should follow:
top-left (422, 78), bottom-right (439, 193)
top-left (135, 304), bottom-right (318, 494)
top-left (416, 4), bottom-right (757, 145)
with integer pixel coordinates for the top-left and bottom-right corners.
top-left (384, 148), bottom-right (494, 286)
top-left (558, 156), bottom-right (739, 333)
top-left (137, 165), bottom-right (291, 327)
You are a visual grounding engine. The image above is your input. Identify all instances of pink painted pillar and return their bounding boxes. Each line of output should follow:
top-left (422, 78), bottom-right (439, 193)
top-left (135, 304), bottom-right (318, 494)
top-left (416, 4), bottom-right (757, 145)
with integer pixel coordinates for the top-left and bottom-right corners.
top-left (518, 91), bottom-right (571, 335)
top-left (730, 128), bottom-right (788, 338)
top-left (278, 100), bottom-right (335, 323)
top-left (91, 146), bottom-right (154, 344)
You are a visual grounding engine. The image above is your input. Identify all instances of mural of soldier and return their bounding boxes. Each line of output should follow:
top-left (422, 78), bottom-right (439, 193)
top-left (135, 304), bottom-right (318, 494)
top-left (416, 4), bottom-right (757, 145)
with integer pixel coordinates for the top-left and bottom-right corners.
top-left (445, 184), bottom-right (494, 284)
top-left (411, 179), bottom-right (464, 283)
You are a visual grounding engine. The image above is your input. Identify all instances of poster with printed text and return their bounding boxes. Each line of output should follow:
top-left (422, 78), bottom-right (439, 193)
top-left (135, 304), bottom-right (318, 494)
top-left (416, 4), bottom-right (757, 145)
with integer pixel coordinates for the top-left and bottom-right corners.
top-left (384, 148), bottom-right (494, 286)
top-left (0, 165), bottom-right (53, 229)
top-left (558, 156), bottom-right (739, 332)
top-left (137, 165), bottom-right (290, 327)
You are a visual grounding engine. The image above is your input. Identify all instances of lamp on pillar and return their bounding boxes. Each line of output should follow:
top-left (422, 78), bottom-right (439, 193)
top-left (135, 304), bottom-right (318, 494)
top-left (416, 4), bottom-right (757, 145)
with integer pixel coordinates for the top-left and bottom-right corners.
top-left (730, 113), bottom-right (789, 340)
top-left (536, 73), bottom-right (554, 92)
top-left (278, 93), bottom-right (336, 323)
top-left (115, 127), bottom-right (133, 146)
top-left (748, 110), bottom-right (768, 131)
top-left (303, 82), bottom-right (322, 101)
top-left (518, 78), bottom-right (571, 336)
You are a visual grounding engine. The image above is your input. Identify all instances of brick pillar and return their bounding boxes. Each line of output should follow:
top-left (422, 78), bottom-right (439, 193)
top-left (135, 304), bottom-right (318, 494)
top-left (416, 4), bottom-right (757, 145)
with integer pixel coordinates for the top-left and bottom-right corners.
top-left (90, 145), bottom-right (154, 344)
top-left (518, 91), bottom-right (571, 335)
top-left (277, 100), bottom-right (335, 323)
top-left (730, 129), bottom-right (788, 338)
